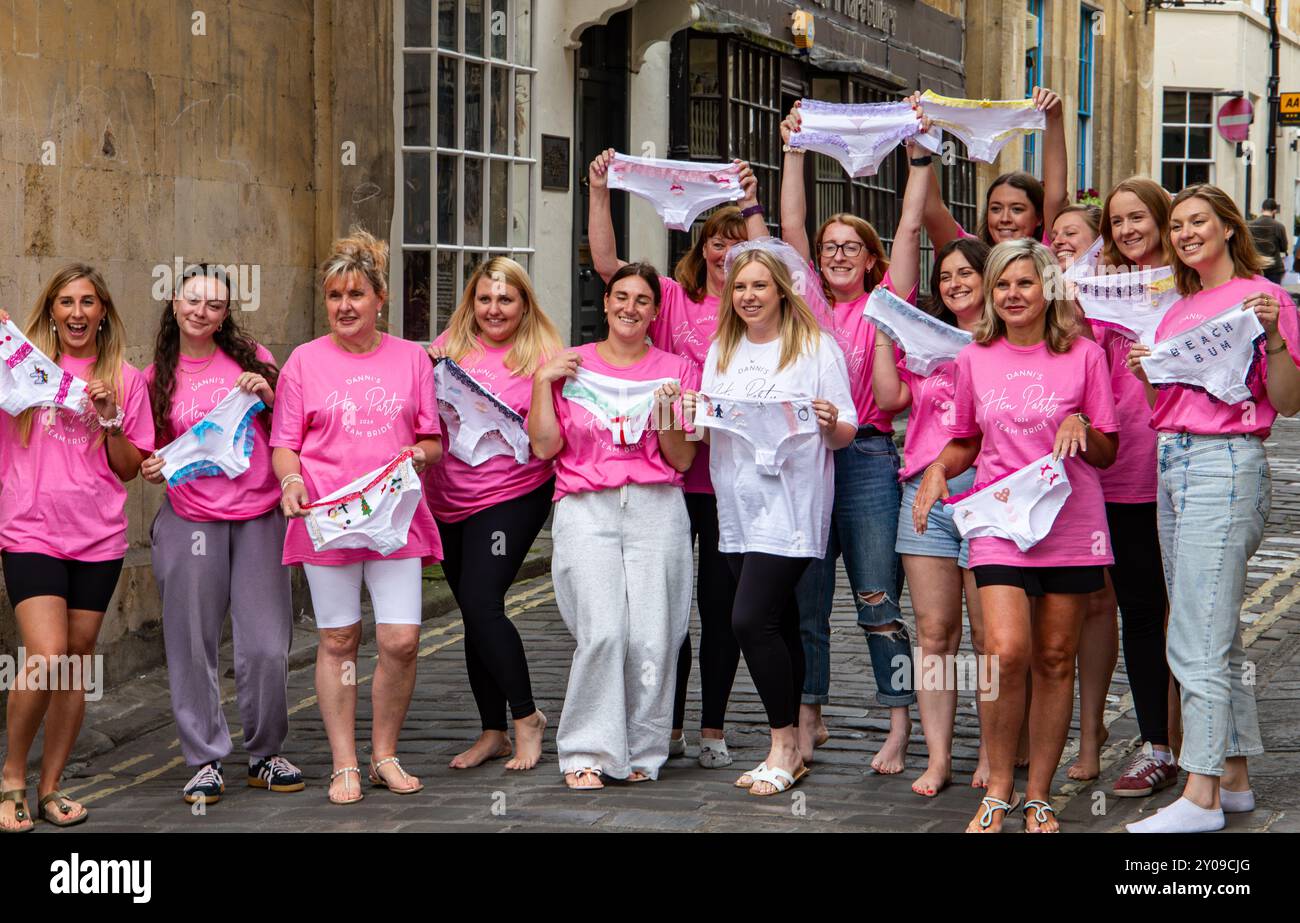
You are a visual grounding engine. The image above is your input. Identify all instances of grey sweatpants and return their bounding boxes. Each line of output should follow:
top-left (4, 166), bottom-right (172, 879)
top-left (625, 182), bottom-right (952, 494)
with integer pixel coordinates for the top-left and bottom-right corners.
top-left (553, 483), bottom-right (692, 780)
top-left (151, 498), bottom-right (294, 766)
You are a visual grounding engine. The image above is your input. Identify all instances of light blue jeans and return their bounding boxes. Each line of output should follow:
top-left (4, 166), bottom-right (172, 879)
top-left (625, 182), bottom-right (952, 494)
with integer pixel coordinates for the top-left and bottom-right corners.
top-left (796, 433), bottom-right (912, 708)
top-left (1156, 432), bottom-right (1268, 777)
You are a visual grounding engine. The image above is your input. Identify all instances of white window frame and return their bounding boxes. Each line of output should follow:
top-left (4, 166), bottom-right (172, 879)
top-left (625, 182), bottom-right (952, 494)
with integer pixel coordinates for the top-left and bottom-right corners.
top-left (391, 0), bottom-right (538, 343)
top-left (1160, 88), bottom-right (1216, 192)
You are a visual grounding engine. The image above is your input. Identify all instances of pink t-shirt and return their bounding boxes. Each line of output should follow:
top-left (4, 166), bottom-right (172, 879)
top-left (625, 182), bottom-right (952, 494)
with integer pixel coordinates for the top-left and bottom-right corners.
top-left (1149, 276), bottom-right (1300, 437)
top-left (423, 334), bottom-right (555, 523)
top-left (0, 357), bottom-right (155, 561)
top-left (897, 357), bottom-right (959, 482)
top-left (829, 269), bottom-right (914, 433)
top-left (144, 345), bottom-right (281, 522)
top-left (651, 276), bottom-right (721, 494)
top-left (548, 342), bottom-right (698, 500)
top-left (270, 334), bottom-right (442, 566)
top-left (1092, 327), bottom-right (1157, 503)
top-left (950, 336), bottom-right (1119, 567)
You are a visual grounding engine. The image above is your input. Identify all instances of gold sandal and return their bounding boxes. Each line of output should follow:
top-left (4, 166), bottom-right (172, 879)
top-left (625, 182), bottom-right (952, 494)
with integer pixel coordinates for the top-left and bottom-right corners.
top-left (0, 790), bottom-right (33, 833)
top-left (38, 791), bottom-right (88, 828)
top-left (369, 757), bottom-right (423, 794)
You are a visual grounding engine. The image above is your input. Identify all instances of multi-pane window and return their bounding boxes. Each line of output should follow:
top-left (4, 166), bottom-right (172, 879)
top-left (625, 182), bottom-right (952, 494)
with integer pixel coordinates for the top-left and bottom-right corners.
top-left (1024, 0), bottom-right (1043, 175)
top-left (1161, 90), bottom-right (1215, 192)
top-left (395, 0), bottom-right (535, 343)
top-left (672, 35), bottom-right (781, 264)
top-left (1078, 5), bottom-right (1095, 191)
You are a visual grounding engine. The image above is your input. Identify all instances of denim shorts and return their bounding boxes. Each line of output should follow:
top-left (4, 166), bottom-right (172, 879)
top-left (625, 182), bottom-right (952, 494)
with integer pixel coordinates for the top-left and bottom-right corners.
top-left (894, 468), bottom-right (975, 567)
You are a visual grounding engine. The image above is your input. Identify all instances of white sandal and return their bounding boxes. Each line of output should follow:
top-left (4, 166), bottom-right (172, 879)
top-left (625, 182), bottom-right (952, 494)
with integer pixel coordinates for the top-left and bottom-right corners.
top-left (734, 762), bottom-right (768, 788)
top-left (747, 765), bottom-right (809, 796)
top-left (369, 757), bottom-right (424, 794)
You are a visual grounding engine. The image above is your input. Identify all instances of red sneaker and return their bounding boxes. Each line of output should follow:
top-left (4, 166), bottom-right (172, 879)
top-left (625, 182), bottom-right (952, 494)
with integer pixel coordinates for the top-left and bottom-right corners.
top-left (1113, 742), bottom-right (1178, 798)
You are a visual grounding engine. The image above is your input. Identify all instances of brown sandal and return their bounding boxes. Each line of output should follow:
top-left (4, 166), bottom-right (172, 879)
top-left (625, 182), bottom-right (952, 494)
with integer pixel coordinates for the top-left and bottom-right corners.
top-left (0, 790), bottom-right (34, 833)
top-left (38, 791), bottom-right (88, 828)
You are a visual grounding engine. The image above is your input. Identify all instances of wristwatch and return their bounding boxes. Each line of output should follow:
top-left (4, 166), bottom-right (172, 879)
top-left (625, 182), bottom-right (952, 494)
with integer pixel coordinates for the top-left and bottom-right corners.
top-left (1073, 412), bottom-right (1092, 428)
top-left (909, 154), bottom-right (934, 167)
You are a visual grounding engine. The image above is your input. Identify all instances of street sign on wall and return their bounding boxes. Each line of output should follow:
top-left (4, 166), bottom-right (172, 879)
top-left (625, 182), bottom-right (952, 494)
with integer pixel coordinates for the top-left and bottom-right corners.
top-left (1217, 97), bottom-right (1254, 143)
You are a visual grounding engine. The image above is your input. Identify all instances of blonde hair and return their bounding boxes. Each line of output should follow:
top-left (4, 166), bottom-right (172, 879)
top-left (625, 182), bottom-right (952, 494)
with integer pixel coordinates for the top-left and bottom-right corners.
top-left (320, 226), bottom-right (389, 298)
top-left (714, 249), bottom-right (823, 374)
top-left (443, 257), bottom-right (560, 377)
top-left (20, 264), bottom-right (127, 447)
top-left (974, 239), bottom-right (1077, 354)
top-left (1168, 184), bottom-right (1265, 296)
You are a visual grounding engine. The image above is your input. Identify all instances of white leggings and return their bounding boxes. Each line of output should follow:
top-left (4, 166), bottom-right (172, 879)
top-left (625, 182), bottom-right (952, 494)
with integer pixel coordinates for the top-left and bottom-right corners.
top-left (303, 558), bottom-right (424, 629)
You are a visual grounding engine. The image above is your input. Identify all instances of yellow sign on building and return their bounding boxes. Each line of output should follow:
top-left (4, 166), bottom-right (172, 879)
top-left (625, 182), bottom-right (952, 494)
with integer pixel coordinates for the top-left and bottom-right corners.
top-left (1281, 92), bottom-right (1300, 126)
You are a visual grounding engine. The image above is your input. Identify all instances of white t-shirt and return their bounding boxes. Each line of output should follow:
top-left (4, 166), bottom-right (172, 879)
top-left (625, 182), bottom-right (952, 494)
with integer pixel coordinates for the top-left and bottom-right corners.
top-left (701, 332), bottom-right (857, 558)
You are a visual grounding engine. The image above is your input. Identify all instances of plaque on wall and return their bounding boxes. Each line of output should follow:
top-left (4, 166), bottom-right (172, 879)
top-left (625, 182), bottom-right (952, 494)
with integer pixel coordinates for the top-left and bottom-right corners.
top-left (541, 134), bottom-right (570, 191)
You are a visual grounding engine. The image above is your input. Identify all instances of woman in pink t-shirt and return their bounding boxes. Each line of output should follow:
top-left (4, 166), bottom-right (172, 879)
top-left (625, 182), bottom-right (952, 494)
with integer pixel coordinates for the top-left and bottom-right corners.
top-left (913, 239), bottom-right (1119, 832)
top-left (1074, 179), bottom-right (1181, 800)
top-left (914, 88), bottom-right (1066, 251)
top-left (779, 103), bottom-right (922, 772)
top-left (529, 263), bottom-right (697, 790)
top-left (271, 230), bottom-right (444, 806)
top-left (873, 183), bottom-right (992, 803)
top-left (424, 257), bottom-right (560, 773)
top-left (588, 149), bottom-right (764, 768)
top-left (1124, 185), bottom-right (1300, 834)
top-left (0, 265), bottom-right (152, 831)
top-left (138, 264), bottom-right (301, 806)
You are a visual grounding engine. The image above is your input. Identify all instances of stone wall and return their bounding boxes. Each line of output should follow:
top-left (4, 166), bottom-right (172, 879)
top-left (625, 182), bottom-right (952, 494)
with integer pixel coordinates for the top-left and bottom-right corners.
top-left (0, 0), bottom-right (395, 722)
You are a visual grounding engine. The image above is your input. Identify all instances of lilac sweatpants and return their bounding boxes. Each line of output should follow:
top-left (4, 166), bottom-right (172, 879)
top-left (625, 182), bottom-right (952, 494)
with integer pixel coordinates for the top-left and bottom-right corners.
top-left (151, 498), bottom-right (294, 766)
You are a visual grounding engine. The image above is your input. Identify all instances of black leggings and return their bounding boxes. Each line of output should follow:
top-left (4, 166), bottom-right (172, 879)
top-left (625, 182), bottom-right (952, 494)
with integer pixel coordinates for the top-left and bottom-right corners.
top-left (672, 493), bottom-right (741, 730)
top-left (1107, 502), bottom-right (1171, 747)
top-left (726, 552), bottom-right (811, 730)
top-left (437, 478), bottom-right (554, 731)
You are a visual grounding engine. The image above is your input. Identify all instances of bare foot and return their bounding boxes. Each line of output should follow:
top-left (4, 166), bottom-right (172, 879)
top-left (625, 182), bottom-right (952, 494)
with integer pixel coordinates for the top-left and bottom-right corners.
top-left (971, 747), bottom-right (990, 789)
top-left (870, 709), bottom-right (911, 774)
top-left (565, 768), bottom-right (603, 790)
top-left (1023, 799), bottom-right (1060, 833)
top-left (912, 762), bottom-right (951, 797)
top-left (449, 730), bottom-right (513, 769)
top-left (797, 704), bottom-right (828, 764)
top-left (1067, 723), bottom-right (1108, 780)
top-left (966, 791), bottom-right (1018, 833)
top-left (505, 711), bottom-right (546, 771)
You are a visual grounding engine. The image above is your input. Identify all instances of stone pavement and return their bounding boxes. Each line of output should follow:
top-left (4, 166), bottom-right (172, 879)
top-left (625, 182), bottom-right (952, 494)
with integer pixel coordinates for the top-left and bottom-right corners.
top-left (19, 422), bottom-right (1300, 833)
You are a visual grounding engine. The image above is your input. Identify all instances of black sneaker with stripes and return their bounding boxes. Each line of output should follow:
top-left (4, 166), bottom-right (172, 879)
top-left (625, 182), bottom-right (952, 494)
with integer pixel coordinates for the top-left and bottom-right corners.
top-left (182, 761), bottom-right (225, 804)
top-left (248, 755), bottom-right (306, 793)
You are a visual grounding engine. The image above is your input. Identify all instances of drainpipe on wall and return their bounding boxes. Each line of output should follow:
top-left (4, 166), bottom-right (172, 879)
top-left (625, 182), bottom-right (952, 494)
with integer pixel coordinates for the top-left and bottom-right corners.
top-left (1268, 0), bottom-right (1280, 201)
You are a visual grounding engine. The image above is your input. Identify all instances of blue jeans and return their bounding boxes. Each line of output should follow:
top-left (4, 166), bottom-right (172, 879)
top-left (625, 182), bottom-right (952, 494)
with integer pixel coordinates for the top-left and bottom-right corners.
top-left (1157, 433), bottom-right (1268, 776)
top-left (796, 433), bottom-right (911, 707)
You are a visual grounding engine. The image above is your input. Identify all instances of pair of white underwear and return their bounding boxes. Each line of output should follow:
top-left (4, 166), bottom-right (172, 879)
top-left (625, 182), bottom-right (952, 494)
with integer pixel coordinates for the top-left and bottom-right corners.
top-left (946, 454), bottom-right (1071, 552)
top-left (302, 452), bottom-right (423, 556)
top-left (863, 286), bottom-right (973, 376)
top-left (1074, 266), bottom-right (1179, 344)
top-left (918, 90), bottom-right (1047, 163)
top-left (1061, 237), bottom-right (1104, 283)
top-left (606, 153), bottom-right (744, 231)
top-left (0, 320), bottom-right (89, 417)
top-left (693, 393), bottom-right (819, 476)
top-left (1140, 303), bottom-right (1267, 404)
top-left (433, 358), bottom-right (530, 467)
top-left (562, 367), bottom-right (678, 446)
top-left (156, 388), bottom-right (266, 487)
top-left (787, 100), bottom-right (941, 178)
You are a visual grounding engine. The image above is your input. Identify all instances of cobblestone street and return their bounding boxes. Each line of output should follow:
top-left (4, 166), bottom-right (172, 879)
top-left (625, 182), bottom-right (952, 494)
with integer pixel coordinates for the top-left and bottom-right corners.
top-left (29, 421), bottom-right (1300, 833)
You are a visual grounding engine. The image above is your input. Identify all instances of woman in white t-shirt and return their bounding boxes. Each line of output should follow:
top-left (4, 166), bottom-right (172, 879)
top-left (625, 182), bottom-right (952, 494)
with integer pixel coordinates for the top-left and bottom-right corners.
top-left (683, 247), bottom-right (857, 796)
